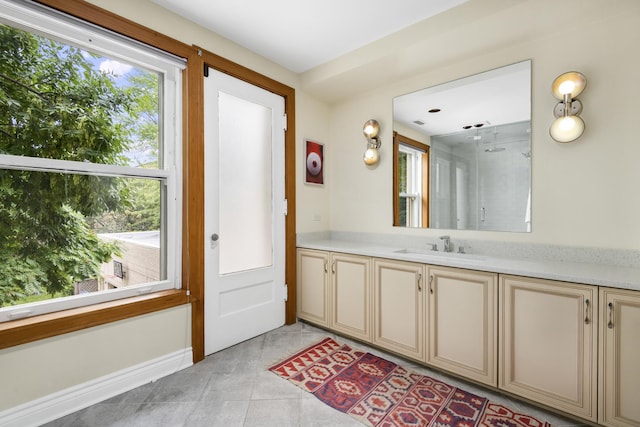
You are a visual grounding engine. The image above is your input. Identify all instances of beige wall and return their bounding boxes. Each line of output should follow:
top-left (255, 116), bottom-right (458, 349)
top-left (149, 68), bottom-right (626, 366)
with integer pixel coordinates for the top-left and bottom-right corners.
top-left (320, 0), bottom-right (640, 250)
top-left (0, 305), bottom-right (190, 410)
top-left (297, 93), bottom-right (332, 231)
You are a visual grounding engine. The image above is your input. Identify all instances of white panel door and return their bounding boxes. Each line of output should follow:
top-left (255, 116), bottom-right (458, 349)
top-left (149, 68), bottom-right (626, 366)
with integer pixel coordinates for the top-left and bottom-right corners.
top-left (204, 68), bottom-right (286, 355)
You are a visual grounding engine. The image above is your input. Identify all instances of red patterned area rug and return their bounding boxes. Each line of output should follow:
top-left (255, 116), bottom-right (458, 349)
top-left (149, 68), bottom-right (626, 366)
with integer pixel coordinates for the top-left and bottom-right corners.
top-left (269, 337), bottom-right (551, 427)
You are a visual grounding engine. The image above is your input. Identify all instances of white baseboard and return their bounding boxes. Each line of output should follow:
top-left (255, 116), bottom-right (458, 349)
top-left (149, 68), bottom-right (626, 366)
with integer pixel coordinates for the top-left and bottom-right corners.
top-left (0, 347), bottom-right (193, 427)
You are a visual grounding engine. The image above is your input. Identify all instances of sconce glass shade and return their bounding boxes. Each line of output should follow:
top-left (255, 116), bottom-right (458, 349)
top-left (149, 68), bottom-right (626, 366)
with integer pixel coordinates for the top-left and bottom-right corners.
top-left (363, 147), bottom-right (380, 165)
top-left (552, 72), bottom-right (587, 99)
top-left (549, 115), bottom-right (585, 143)
top-left (363, 119), bottom-right (380, 139)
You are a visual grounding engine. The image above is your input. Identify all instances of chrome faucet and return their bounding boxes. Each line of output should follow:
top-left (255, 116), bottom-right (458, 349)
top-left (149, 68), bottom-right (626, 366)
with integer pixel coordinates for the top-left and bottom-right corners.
top-left (440, 235), bottom-right (451, 252)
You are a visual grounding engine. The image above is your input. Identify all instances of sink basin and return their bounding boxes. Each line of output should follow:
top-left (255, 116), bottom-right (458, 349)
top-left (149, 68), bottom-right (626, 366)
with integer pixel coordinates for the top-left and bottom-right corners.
top-left (393, 248), bottom-right (486, 262)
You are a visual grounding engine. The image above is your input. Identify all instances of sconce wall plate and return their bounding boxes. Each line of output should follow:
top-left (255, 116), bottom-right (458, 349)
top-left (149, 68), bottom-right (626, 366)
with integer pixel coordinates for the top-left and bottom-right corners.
top-left (549, 71), bottom-right (586, 143)
top-left (553, 99), bottom-right (582, 118)
top-left (363, 119), bottom-right (382, 165)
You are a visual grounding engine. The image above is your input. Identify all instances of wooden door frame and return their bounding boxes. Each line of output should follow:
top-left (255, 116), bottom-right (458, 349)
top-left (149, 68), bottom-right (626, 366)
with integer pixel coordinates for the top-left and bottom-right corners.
top-left (190, 48), bottom-right (296, 362)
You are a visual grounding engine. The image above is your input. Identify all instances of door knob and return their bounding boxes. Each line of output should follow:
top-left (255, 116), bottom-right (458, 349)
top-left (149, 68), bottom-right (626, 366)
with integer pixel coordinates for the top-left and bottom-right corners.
top-left (211, 233), bottom-right (219, 241)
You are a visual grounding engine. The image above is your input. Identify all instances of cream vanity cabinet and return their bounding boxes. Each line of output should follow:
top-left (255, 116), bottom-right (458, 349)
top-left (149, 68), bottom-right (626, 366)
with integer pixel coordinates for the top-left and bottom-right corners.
top-left (298, 248), bottom-right (640, 425)
top-left (297, 249), bottom-right (371, 341)
top-left (297, 249), bottom-right (330, 326)
top-left (599, 288), bottom-right (640, 427)
top-left (372, 258), bottom-right (425, 360)
top-left (427, 266), bottom-right (497, 386)
top-left (329, 252), bottom-right (372, 341)
top-left (499, 275), bottom-right (598, 422)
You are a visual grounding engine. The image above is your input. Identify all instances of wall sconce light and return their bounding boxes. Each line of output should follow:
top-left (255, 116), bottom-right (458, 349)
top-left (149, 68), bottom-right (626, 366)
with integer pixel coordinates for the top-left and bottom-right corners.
top-left (363, 119), bottom-right (381, 165)
top-left (550, 71), bottom-right (587, 143)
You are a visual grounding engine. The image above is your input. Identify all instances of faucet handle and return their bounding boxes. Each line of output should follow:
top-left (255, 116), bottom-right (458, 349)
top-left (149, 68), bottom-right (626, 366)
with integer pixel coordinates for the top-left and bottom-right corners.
top-left (427, 243), bottom-right (438, 251)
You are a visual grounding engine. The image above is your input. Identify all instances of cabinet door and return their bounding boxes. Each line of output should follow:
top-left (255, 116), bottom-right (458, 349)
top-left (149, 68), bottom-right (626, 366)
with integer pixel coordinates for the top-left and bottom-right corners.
top-left (499, 275), bottom-right (597, 421)
top-left (296, 249), bottom-right (329, 326)
top-left (427, 266), bottom-right (497, 386)
top-left (373, 258), bottom-right (425, 360)
top-left (330, 253), bottom-right (371, 341)
top-left (599, 288), bottom-right (640, 427)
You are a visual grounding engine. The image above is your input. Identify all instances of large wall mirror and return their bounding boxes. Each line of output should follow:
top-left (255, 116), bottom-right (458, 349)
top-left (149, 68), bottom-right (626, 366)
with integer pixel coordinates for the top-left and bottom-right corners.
top-left (392, 60), bottom-right (531, 232)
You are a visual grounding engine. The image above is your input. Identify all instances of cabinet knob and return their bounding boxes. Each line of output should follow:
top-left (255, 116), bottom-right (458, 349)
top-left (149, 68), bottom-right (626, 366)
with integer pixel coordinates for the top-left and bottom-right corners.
top-left (429, 274), bottom-right (434, 294)
top-left (417, 273), bottom-right (422, 292)
top-left (608, 302), bottom-right (614, 329)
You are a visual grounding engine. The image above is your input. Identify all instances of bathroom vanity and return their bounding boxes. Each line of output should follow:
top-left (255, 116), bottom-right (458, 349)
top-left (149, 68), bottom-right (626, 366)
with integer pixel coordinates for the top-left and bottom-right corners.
top-left (296, 240), bottom-right (640, 426)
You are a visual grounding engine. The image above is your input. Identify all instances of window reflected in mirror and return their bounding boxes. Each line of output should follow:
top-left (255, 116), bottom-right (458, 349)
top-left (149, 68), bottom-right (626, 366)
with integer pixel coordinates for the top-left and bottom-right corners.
top-left (393, 132), bottom-right (429, 227)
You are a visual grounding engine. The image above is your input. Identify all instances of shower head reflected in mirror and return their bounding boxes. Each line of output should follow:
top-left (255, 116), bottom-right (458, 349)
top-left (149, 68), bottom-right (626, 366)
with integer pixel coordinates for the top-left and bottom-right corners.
top-left (484, 147), bottom-right (505, 153)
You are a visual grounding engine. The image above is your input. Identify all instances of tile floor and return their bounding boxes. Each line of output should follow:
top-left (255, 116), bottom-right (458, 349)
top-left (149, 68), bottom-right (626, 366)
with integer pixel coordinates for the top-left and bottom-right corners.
top-left (44, 322), bottom-right (589, 427)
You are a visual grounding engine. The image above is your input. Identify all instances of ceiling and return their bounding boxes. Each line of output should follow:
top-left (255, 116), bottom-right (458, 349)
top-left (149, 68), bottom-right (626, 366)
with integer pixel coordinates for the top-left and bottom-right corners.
top-left (151, 0), bottom-right (469, 73)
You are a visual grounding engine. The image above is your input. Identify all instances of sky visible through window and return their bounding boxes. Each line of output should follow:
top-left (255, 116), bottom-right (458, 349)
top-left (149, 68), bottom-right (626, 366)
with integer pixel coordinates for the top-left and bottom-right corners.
top-left (82, 49), bottom-right (160, 167)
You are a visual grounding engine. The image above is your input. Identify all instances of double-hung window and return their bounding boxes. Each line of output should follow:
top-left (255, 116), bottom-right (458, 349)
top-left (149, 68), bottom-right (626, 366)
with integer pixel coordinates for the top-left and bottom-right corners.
top-left (398, 143), bottom-right (426, 227)
top-left (0, 0), bottom-right (183, 322)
